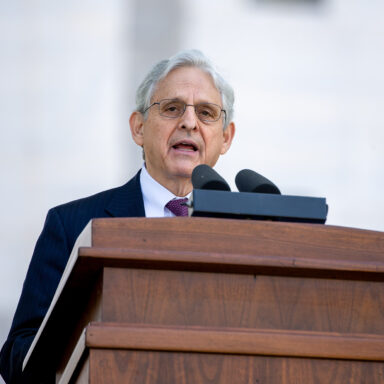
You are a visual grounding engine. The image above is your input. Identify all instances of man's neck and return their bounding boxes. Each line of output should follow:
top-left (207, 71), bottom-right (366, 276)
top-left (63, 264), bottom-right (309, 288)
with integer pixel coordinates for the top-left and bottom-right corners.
top-left (161, 179), bottom-right (192, 197)
top-left (144, 167), bottom-right (192, 197)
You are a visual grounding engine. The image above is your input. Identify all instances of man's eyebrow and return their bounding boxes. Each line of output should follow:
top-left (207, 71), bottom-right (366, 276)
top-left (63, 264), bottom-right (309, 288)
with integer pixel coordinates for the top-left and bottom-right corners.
top-left (163, 96), bottom-right (219, 105)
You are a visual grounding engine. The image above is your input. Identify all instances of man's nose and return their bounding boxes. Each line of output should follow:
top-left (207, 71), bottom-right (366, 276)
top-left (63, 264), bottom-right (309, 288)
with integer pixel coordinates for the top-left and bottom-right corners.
top-left (179, 105), bottom-right (198, 130)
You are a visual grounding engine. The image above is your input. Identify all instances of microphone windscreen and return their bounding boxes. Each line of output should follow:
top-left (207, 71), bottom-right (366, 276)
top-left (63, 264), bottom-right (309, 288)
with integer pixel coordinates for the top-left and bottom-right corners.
top-left (235, 169), bottom-right (281, 194)
top-left (192, 164), bottom-right (231, 191)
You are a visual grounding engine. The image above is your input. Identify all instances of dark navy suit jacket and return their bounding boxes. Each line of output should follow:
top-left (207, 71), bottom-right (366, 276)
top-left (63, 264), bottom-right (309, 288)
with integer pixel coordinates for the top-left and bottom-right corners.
top-left (0, 171), bottom-right (145, 383)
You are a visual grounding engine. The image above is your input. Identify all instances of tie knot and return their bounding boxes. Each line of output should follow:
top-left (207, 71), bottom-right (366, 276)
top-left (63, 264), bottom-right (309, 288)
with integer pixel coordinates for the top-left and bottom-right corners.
top-left (165, 198), bottom-right (188, 217)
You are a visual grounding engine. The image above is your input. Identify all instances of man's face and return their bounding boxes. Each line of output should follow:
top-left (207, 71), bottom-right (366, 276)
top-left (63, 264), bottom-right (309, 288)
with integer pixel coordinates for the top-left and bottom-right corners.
top-left (130, 66), bottom-right (235, 191)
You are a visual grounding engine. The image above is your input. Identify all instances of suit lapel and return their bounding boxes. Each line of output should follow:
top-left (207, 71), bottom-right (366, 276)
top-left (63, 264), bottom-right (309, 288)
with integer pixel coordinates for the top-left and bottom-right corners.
top-left (105, 170), bottom-right (145, 218)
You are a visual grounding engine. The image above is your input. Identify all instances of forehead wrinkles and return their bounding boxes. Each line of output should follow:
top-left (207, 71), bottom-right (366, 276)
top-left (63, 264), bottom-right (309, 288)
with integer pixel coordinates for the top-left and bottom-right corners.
top-left (151, 68), bottom-right (222, 105)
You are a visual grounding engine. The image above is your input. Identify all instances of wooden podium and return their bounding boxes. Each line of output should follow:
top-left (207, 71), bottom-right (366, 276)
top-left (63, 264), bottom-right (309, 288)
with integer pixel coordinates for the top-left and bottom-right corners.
top-left (24, 218), bottom-right (384, 383)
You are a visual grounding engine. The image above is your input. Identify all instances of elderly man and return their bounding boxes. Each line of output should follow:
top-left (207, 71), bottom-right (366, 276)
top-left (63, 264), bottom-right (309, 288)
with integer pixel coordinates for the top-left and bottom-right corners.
top-left (0, 49), bottom-right (235, 383)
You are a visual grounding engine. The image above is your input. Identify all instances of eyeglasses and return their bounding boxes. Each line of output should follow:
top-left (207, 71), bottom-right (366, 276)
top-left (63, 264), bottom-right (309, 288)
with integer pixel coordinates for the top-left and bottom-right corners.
top-left (143, 99), bottom-right (226, 123)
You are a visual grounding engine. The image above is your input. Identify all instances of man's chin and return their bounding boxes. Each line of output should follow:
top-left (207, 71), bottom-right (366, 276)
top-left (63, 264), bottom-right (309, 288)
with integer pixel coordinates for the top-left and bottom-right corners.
top-left (169, 157), bottom-right (199, 173)
top-left (169, 163), bottom-right (199, 179)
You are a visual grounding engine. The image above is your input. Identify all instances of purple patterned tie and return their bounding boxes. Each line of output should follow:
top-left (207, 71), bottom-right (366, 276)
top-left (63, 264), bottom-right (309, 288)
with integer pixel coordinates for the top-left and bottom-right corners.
top-left (165, 198), bottom-right (188, 217)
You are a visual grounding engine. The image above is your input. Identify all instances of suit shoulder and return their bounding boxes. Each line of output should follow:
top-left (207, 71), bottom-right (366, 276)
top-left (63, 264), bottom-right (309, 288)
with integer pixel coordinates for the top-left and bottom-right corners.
top-left (45, 170), bottom-right (143, 240)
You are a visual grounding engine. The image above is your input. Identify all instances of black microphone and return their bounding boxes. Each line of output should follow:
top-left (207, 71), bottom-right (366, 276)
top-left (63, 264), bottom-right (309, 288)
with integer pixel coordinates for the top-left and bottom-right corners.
top-left (235, 169), bottom-right (281, 194)
top-left (192, 164), bottom-right (231, 191)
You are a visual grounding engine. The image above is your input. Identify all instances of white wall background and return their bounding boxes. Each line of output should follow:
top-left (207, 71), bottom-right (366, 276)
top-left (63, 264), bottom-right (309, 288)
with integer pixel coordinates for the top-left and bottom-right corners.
top-left (0, 2), bottom-right (134, 381)
top-left (182, 0), bottom-right (384, 231)
top-left (0, 0), bottom-right (383, 381)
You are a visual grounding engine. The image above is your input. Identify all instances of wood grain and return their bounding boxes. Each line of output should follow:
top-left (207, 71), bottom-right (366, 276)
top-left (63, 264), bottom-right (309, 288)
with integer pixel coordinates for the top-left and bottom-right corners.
top-left (86, 323), bottom-right (384, 361)
top-left (91, 218), bottom-right (384, 263)
top-left (78, 246), bottom-right (384, 276)
top-left (100, 267), bottom-right (384, 334)
top-left (88, 350), bottom-right (384, 384)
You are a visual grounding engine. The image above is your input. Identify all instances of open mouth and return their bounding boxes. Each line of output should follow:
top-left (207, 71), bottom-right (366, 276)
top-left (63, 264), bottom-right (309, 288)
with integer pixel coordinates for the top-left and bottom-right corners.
top-left (172, 142), bottom-right (198, 152)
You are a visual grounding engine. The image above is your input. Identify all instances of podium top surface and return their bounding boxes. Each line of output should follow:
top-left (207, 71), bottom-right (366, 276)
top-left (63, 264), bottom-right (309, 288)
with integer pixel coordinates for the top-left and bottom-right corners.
top-left (87, 217), bottom-right (384, 265)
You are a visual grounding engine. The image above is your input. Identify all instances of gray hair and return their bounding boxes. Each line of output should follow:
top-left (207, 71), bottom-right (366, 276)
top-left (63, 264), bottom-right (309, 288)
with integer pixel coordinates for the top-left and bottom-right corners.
top-left (135, 49), bottom-right (234, 129)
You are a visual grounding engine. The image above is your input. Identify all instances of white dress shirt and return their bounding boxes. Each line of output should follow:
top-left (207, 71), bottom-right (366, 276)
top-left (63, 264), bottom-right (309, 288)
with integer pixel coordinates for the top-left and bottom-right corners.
top-left (140, 165), bottom-right (190, 217)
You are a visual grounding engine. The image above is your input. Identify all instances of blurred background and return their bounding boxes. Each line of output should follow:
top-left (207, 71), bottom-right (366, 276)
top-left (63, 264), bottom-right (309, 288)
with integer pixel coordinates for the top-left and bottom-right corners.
top-left (0, 0), bottom-right (383, 380)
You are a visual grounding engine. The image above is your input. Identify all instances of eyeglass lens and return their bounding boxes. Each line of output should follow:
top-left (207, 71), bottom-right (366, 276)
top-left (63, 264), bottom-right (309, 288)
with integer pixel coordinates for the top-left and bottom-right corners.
top-left (158, 99), bottom-right (222, 122)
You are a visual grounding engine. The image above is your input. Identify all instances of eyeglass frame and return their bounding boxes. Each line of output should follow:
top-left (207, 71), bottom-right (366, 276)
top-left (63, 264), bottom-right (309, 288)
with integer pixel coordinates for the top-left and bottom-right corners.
top-left (143, 98), bottom-right (227, 123)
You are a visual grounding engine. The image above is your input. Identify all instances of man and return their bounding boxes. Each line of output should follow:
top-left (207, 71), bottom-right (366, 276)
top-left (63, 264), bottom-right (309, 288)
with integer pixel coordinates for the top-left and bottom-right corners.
top-left (0, 49), bottom-right (235, 383)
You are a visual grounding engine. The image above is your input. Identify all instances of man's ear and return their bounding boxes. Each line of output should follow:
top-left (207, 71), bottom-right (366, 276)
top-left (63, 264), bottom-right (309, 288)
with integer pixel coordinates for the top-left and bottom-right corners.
top-left (221, 121), bottom-right (235, 155)
top-left (129, 111), bottom-right (145, 146)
